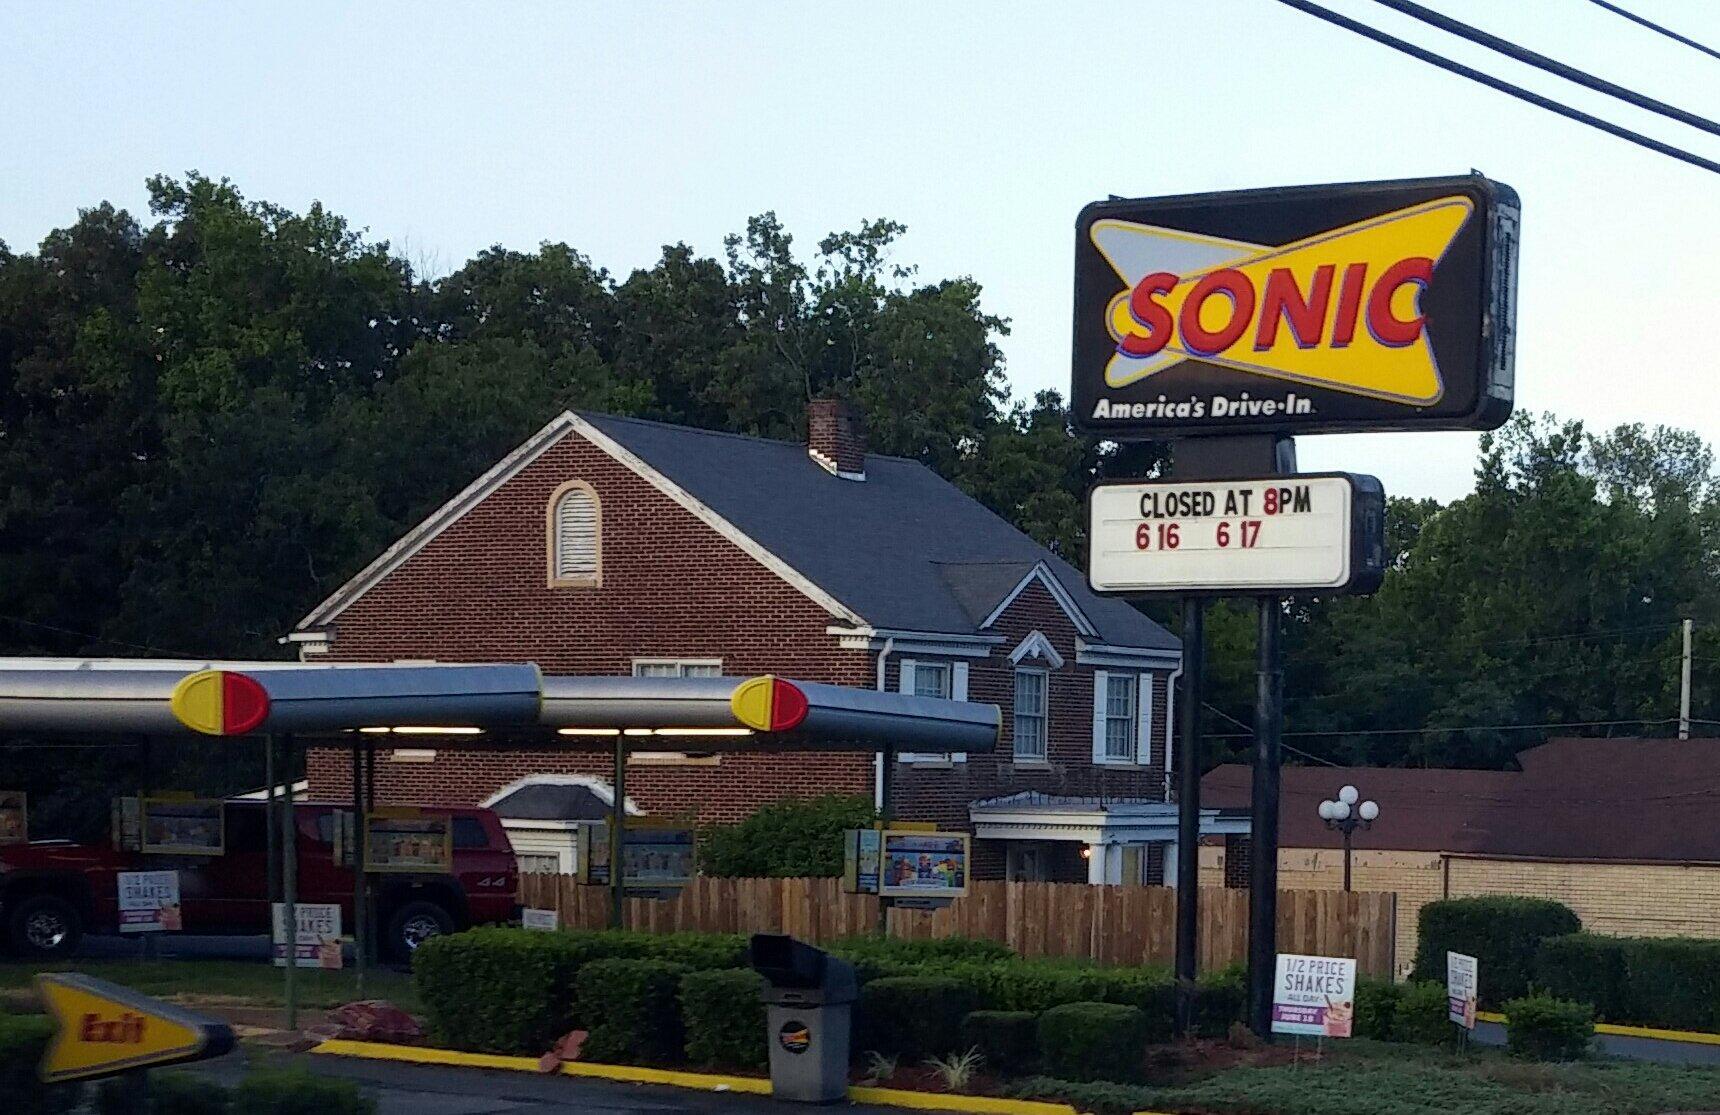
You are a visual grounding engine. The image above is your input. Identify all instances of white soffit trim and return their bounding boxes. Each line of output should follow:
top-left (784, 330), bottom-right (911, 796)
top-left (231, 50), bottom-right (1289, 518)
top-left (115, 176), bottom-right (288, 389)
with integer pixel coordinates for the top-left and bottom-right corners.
top-left (1076, 640), bottom-right (1183, 670)
top-left (827, 626), bottom-right (1003, 657)
top-left (1008, 630), bottom-right (1066, 669)
top-left (294, 410), bottom-right (869, 630)
top-left (980, 562), bottom-right (1099, 638)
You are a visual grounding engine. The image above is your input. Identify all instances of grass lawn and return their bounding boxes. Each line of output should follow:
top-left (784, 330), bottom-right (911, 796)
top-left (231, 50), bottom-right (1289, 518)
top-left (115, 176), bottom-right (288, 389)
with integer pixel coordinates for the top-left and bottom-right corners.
top-left (1015, 1039), bottom-right (1720, 1115)
top-left (0, 958), bottom-right (420, 1013)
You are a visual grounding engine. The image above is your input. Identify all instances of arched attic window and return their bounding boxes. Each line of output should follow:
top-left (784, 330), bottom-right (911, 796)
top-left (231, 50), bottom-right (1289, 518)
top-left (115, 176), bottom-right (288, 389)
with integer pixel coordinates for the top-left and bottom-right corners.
top-left (547, 480), bottom-right (602, 588)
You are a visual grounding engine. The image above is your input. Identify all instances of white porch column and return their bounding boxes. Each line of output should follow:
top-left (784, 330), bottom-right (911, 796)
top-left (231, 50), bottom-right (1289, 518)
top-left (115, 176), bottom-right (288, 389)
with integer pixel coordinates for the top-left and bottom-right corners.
top-left (1163, 840), bottom-right (1180, 888)
top-left (1086, 843), bottom-right (1108, 884)
top-left (1104, 844), bottom-right (1124, 885)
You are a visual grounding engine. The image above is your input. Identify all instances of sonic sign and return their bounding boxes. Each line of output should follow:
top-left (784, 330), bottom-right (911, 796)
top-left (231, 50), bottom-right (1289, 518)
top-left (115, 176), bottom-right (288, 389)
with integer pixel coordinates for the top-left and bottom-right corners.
top-left (1072, 175), bottom-right (1518, 436)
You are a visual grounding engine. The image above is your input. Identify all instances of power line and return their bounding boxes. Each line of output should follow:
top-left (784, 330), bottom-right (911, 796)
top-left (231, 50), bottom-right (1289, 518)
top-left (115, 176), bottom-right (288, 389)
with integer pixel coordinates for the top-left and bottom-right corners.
top-left (1269, 0), bottom-right (1720, 176)
top-left (1584, 0), bottom-right (1720, 63)
top-left (1208, 716), bottom-right (1681, 741)
top-left (1203, 700), bottom-right (1343, 766)
top-left (1367, 0), bottom-right (1720, 138)
top-left (0, 614), bottom-right (202, 659)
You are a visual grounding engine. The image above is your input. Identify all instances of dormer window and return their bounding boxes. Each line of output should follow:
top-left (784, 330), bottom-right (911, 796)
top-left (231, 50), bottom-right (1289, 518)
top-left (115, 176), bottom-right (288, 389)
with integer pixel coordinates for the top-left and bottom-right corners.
top-left (547, 480), bottom-right (601, 587)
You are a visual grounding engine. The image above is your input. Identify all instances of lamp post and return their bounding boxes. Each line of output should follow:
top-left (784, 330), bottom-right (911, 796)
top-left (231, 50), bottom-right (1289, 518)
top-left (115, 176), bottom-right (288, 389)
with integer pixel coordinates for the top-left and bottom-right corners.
top-left (1317, 785), bottom-right (1379, 893)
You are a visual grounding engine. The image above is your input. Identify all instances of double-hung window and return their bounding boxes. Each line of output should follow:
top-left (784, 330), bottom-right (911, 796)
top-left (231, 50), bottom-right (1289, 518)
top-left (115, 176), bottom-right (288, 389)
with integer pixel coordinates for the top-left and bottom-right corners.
top-left (1013, 668), bottom-right (1048, 763)
top-left (897, 659), bottom-right (968, 764)
top-left (631, 659), bottom-right (723, 763)
top-left (1091, 670), bottom-right (1154, 765)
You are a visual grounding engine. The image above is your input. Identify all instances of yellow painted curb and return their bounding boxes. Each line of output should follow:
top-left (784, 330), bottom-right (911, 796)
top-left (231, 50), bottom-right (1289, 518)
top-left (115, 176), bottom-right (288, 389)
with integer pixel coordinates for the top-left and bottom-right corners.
top-left (312, 1039), bottom-right (540, 1073)
top-left (848, 1086), bottom-right (1077, 1115)
top-left (1475, 1011), bottom-right (1720, 1047)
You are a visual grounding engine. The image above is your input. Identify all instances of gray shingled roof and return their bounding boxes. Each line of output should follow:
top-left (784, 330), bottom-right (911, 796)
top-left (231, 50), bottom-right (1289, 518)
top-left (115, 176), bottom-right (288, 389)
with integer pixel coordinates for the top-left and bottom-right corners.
top-left (580, 412), bottom-right (1177, 651)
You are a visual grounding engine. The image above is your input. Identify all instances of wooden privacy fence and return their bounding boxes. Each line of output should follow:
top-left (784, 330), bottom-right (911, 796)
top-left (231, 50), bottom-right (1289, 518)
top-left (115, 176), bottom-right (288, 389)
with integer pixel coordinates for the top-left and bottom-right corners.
top-left (518, 876), bottom-right (1397, 976)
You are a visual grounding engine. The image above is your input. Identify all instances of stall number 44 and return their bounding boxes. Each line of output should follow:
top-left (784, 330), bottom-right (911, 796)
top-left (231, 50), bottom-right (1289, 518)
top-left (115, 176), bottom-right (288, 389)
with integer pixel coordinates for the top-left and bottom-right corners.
top-left (1134, 520), bottom-right (1261, 550)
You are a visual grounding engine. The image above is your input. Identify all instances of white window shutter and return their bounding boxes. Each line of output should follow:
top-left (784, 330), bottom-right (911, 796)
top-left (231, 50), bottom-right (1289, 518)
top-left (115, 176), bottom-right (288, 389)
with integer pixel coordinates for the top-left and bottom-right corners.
top-left (1091, 669), bottom-right (1109, 763)
top-left (1137, 672), bottom-right (1155, 765)
top-left (898, 660), bottom-right (916, 694)
top-left (950, 663), bottom-right (969, 763)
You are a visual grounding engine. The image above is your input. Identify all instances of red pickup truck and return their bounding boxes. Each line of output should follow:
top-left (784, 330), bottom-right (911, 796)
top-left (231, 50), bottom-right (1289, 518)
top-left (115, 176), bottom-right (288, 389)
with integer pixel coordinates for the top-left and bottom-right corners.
top-left (0, 800), bottom-right (519, 960)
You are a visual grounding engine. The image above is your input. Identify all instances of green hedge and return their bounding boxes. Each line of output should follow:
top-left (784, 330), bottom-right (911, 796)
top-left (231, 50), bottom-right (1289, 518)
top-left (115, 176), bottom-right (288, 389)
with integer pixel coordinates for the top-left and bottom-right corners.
top-left (936, 959), bottom-right (1175, 1040)
top-left (413, 928), bottom-right (745, 1053)
top-left (577, 958), bottom-right (691, 1065)
top-left (233, 1070), bottom-right (375, 1115)
top-left (857, 976), bottom-right (978, 1059)
top-left (960, 1011), bottom-right (1038, 1074)
top-left (1, 1013), bottom-right (76, 1115)
top-left (95, 1071), bottom-right (231, 1115)
top-left (1534, 933), bottom-right (1628, 1020)
top-left (1504, 994), bottom-right (1593, 1061)
top-left (1192, 965), bottom-right (1246, 1039)
top-left (698, 795), bottom-right (876, 877)
top-left (1391, 980), bottom-right (1456, 1046)
top-left (1536, 933), bottom-right (1720, 1032)
top-left (1038, 1002), bottom-right (1147, 1083)
top-left (1411, 897), bottom-right (1580, 1008)
top-left (1354, 977), bottom-right (1402, 1040)
top-left (680, 969), bottom-right (767, 1069)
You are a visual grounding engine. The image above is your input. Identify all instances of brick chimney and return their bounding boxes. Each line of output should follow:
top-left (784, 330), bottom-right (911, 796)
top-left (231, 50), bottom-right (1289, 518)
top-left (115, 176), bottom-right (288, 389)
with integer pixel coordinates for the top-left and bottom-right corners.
top-left (807, 398), bottom-right (867, 480)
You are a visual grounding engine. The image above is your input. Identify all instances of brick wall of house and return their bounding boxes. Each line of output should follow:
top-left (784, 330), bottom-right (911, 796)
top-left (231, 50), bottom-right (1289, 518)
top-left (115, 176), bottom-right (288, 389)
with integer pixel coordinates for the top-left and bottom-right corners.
top-left (305, 427), bottom-right (874, 822)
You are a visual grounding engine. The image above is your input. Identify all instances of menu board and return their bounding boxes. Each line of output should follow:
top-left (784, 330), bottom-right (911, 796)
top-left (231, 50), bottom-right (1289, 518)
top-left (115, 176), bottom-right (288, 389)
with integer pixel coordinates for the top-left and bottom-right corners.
top-left (580, 821), bottom-right (696, 888)
top-left (364, 808), bottom-right (452, 873)
top-left (879, 831), bottom-right (970, 898)
top-left (140, 797), bottom-right (225, 855)
top-left (0, 791), bottom-right (25, 846)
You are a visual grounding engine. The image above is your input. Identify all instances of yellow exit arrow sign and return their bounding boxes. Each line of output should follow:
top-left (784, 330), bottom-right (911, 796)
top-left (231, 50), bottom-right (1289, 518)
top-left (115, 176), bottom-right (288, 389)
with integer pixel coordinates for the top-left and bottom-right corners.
top-left (36, 973), bottom-right (234, 1083)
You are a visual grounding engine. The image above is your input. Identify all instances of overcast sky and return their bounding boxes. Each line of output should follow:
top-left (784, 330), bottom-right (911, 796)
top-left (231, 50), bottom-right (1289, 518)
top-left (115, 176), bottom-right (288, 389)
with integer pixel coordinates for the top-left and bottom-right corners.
top-left (4, 0), bottom-right (1717, 501)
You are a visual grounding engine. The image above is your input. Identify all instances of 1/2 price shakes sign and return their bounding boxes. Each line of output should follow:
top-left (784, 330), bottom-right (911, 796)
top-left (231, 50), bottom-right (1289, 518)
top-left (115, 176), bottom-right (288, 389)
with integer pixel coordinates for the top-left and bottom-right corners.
top-left (1088, 474), bottom-right (1384, 596)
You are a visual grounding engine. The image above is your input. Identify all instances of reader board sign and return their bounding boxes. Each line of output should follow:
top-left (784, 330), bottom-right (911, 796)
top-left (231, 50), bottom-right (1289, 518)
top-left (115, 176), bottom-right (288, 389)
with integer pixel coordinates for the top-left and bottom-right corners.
top-left (140, 796), bottom-right (224, 855)
top-left (117, 871), bottom-right (181, 934)
top-left (1089, 474), bottom-right (1385, 595)
top-left (272, 902), bottom-right (343, 969)
top-left (364, 807), bottom-right (452, 873)
top-left (0, 790), bottom-right (25, 845)
top-left (1447, 951), bottom-right (1479, 1029)
top-left (1072, 175), bottom-right (1518, 438)
top-left (579, 820), bottom-right (697, 889)
top-left (880, 831), bottom-right (970, 899)
top-left (843, 827), bottom-right (883, 894)
top-left (1271, 953), bottom-right (1356, 1038)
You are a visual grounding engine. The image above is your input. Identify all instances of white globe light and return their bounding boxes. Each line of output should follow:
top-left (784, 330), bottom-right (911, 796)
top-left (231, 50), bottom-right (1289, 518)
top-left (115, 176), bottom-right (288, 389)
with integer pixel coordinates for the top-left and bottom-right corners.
top-left (1331, 800), bottom-right (1351, 821)
top-left (1339, 785), bottom-right (1360, 805)
top-left (1318, 800), bottom-right (1336, 820)
top-left (1359, 800), bottom-right (1380, 822)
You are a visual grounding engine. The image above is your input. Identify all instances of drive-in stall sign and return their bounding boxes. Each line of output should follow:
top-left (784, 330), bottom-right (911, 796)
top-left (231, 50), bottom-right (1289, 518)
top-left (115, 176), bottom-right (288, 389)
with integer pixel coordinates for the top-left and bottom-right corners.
top-left (1089, 474), bottom-right (1385, 596)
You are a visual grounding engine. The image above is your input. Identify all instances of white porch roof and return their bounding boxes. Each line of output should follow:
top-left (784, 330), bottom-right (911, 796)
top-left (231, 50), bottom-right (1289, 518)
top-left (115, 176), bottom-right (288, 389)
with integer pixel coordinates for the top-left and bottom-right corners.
top-left (969, 791), bottom-right (1251, 844)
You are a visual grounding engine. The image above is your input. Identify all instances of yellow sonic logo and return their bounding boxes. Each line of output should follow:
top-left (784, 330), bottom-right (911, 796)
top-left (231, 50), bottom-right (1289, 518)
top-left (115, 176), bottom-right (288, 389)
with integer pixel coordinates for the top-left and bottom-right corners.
top-left (1092, 196), bottom-right (1474, 405)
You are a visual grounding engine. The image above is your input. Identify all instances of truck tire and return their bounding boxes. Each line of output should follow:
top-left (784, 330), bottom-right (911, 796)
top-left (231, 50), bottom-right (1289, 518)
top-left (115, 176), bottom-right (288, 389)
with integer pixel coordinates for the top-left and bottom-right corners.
top-left (386, 899), bottom-right (454, 961)
top-left (7, 894), bottom-right (83, 959)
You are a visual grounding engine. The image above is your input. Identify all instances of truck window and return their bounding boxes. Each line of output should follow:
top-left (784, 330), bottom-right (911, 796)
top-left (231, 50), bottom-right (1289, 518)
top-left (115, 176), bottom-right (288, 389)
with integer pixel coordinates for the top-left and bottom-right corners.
top-left (452, 816), bottom-right (490, 850)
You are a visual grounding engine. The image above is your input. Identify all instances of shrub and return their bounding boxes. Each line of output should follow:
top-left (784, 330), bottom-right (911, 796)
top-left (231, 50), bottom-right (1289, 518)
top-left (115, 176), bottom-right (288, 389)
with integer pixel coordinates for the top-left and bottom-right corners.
top-left (698, 794), bottom-right (876, 877)
top-left (0, 1013), bottom-right (76, 1115)
top-left (1412, 897), bottom-right (1580, 1008)
top-left (939, 959), bottom-right (1175, 1039)
top-left (1353, 977), bottom-right (1403, 1040)
top-left (830, 935), bottom-right (1014, 966)
top-left (1391, 980), bottom-right (1455, 1046)
top-left (680, 968), bottom-right (766, 1069)
top-left (96, 1071), bottom-right (230, 1115)
top-left (577, 958), bottom-right (691, 1065)
top-left (232, 1070), bottom-right (376, 1115)
top-left (1535, 933), bottom-right (1627, 1021)
top-left (1504, 994), bottom-right (1594, 1061)
top-left (413, 928), bottom-right (745, 1053)
top-left (857, 976), bottom-right (977, 1059)
top-left (1005, 1077), bottom-right (1155, 1115)
top-left (1038, 1002), bottom-right (1147, 1083)
top-left (960, 1010), bottom-right (1038, 1073)
top-left (1192, 965), bottom-right (1246, 1039)
top-left (1617, 937), bottom-right (1720, 1032)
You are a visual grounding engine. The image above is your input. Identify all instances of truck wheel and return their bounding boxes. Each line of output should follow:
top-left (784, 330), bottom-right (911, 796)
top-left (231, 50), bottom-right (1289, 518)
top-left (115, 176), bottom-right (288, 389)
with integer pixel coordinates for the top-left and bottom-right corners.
top-left (7, 895), bottom-right (82, 959)
top-left (386, 899), bottom-right (454, 961)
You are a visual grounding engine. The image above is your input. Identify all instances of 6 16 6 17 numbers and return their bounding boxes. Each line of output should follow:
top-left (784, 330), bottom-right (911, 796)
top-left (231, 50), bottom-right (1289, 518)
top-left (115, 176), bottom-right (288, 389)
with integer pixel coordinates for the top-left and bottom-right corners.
top-left (1134, 519), bottom-right (1262, 551)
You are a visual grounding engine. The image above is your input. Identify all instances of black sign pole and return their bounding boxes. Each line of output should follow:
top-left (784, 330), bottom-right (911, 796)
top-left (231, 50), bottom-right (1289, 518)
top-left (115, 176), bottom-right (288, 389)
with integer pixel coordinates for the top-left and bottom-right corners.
top-left (279, 733), bottom-right (299, 1033)
top-left (610, 735), bottom-right (626, 930)
top-left (351, 737), bottom-right (366, 996)
top-left (1247, 598), bottom-right (1284, 1041)
top-left (1174, 598), bottom-right (1205, 1035)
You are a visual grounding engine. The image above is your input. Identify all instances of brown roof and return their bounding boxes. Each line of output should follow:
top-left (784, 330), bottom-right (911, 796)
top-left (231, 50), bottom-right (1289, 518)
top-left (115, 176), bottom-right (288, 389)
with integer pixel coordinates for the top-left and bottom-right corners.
top-left (1201, 738), bottom-right (1720, 863)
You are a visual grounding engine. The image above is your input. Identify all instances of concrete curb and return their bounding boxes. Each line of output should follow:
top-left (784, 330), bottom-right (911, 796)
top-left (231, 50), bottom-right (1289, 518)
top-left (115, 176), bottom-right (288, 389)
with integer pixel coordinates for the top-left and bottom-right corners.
top-left (1475, 1010), bottom-right (1720, 1047)
top-left (311, 1039), bottom-right (1085, 1115)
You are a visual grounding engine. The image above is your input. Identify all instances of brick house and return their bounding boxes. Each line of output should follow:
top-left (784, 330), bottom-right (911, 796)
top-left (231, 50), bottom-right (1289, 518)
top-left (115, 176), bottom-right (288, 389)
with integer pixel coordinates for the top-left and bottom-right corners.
top-left (291, 401), bottom-right (1241, 882)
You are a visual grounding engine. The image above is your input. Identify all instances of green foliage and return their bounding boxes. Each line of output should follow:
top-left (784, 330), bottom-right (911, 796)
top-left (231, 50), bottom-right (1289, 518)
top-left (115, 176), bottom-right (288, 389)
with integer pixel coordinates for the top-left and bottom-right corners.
top-left (679, 968), bottom-right (766, 1069)
top-left (576, 958), bottom-right (691, 1065)
top-left (1505, 995), bottom-right (1594, 1061)
top-left (857, 976), bottom-right (978, 1059)
top-left (0, 1013), bottom-right (76, 1115)
top-left (959, 1011), bottom-right (1038, 1074)
top-left (1391, 981), bottom-right (1456, 1046)
top-left (96, 1071), bottom-right (230, 1115)
top-left (1037, 1002), bottom-right (1148, 1083)
top-left (697, 795), bottom-right (876, 878)
top-left (1412, 897), bottom-right (1580, 1008)
top-left (412, 927), bottom-right (744, 1053)
top-left (1535, 933), bottom-right (1628, 1021)
top-left (938, 958), bottom-right (1173, 1026)
top-left (830, 935), bottom-right (1014, 966)
top-left (1193, 964), bottom-right (1247, 1038)
top-left (232, 1069), bottom-right (376, 1115)
top-left (1355, 977), bottom-right (1404, 1040)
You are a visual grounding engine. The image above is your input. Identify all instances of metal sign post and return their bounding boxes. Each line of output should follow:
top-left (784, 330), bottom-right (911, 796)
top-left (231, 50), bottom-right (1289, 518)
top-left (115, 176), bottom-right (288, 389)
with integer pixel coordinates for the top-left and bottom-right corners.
top-left (1247, 598), bottom-right (1285, 1040)
top-left (610, 733), bottom-right (626, 930)
top-left (1173, 598), bottom-right (1204, 1035)
top-left (278, 734), bottom-right (298, 1033)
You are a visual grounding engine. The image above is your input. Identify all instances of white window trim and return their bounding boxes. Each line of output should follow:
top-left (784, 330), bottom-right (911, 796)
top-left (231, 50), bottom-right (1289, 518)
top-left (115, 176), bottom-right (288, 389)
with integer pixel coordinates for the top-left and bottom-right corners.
top-left (546, 479), bottom-right (602, 588)
top-left (630, 659), bottom-right (725, 764)
top-left (1008, 630), bottom-right (1066, 670)
top-left (1012, 665), bottom-right (1049, 765)
top-left (896, 658), bottom-right (969, 765)
top-left (630, 657), bottom-right (724, 676)
top-left (1092, 670), bottom-right (1155, 767)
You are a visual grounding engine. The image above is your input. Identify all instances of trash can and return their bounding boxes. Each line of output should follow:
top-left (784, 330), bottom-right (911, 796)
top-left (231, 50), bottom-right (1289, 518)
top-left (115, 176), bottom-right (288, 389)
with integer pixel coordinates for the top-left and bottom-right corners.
top-left (748, 933), bottom-right (859, 1103)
